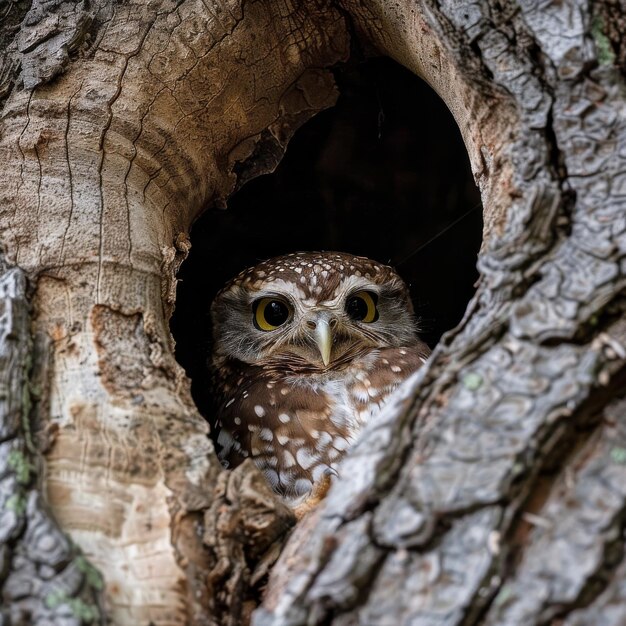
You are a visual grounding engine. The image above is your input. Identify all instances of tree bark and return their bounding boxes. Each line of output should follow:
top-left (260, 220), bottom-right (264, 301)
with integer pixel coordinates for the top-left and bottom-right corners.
top-left (0, 1), bottom-right (624, 625)
top-left (0, 264), bottom-right (106, 625)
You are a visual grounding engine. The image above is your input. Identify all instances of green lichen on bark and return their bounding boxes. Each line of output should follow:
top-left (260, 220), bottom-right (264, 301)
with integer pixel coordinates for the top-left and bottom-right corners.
top-left (591, 16), bottom-right (616, 66)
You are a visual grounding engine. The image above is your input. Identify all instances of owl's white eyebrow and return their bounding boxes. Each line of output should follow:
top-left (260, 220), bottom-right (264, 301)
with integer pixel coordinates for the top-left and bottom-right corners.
top-left (306, 286), bottom-right (382, 310)
top-left (247, 288), bottom-right (301, 307)
top-left (345, 285), bottom-right (381, 298)
top-left (251, 291), bottom-right (290, 300)
top-left (336, 276), bottom-right (382, 296)
top-left (249, 278), bottom-right (306, 295)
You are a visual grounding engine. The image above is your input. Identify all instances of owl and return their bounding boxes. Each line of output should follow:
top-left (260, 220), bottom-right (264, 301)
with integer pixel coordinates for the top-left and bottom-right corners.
top-left (209, 251), bottom-right (430, 506)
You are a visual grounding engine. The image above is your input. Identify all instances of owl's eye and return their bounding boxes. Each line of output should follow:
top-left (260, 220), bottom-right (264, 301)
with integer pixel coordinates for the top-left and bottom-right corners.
top-left (346, 291), bottom-right (379, 323)
top-left (253, 298), bottom-right (291, 331)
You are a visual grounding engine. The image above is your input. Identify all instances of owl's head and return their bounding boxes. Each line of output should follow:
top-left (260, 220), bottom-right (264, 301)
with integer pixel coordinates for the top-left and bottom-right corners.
top-left (210, 252), bottom-right (419, 368)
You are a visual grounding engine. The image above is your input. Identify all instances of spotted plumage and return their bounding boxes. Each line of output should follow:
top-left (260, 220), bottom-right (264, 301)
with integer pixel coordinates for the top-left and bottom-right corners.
top-left (210, 251), bottom-right (430, 504)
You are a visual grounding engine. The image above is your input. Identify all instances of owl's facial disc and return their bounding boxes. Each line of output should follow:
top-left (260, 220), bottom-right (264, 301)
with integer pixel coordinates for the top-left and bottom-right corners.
top-left (286, 301), bottom-right (389, 367)
top-left (211, 252), bottom-right (419, 367)
top-left (249, 290), bottom-right (383, 367)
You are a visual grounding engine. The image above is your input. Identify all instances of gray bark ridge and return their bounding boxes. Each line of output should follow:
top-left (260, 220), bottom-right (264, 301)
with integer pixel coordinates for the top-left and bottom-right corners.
top-left (0, 264), bottom-right (105, 626)
top-left (0, 0), bottom-right (97, 101)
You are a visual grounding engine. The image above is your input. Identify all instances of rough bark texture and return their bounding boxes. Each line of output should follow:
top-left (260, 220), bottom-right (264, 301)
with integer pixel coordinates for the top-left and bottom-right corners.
top-left (0, 266), bottom-right (105, 625)
top-left (0, 0), bottom-right (624, 625)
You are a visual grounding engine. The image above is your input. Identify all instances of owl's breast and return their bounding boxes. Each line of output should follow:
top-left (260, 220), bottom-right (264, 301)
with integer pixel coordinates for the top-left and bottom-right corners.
top-left (212, 344), bottom-right (428, 503)
top-left (327, 346), bottom-right (426, 433)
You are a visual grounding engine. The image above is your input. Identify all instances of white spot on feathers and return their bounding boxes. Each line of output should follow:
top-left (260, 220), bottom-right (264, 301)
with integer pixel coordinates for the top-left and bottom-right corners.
top-left (317, 431), bottom-right (332, 447)
top-left (312, 464), bottom-right (328, 482)
top-left (259, 428), bottom-right (273, 441)
top-left (328, 448), bottom-right (341, 460)
top-left (296, 448), bottom-right (317, 469)
top-left (217, 429), bottom-right (238, 452)
top-left (294, 478), bottom-right (313, 496)
top-left (333, 436), bottom-right (349, 451)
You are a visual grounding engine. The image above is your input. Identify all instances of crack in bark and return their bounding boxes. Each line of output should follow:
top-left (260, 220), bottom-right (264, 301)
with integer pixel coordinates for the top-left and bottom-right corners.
top-left (483, 385), bottom-right (626, 625)
top-left (58, 82), bottom-right (83, 265)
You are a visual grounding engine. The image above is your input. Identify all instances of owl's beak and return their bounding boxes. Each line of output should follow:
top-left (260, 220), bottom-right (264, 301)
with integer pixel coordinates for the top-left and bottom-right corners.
top-left (315, 318), bottom-right (332, 366)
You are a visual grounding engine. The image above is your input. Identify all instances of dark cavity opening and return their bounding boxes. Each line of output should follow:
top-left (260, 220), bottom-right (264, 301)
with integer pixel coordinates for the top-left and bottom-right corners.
top-left (171, 57), bottom-right (482, 420)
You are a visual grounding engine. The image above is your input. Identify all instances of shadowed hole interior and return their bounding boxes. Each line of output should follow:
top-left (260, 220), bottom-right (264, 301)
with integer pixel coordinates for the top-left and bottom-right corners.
top-left (170, 56), bottom-right (483, 425)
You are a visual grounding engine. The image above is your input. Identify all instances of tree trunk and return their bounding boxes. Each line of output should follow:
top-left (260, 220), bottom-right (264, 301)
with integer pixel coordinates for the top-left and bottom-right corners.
top-left (0, 1), bottom-right (624, 626)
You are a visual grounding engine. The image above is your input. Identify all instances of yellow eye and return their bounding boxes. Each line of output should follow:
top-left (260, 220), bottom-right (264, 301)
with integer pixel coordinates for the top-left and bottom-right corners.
top-left (253, 298), bottom-right (291, 331)
top-left (346, 291), bottom-right (378, 323)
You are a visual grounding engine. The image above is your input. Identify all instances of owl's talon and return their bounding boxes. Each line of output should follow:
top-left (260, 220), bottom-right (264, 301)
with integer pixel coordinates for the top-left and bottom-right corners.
top-left (293, 470), bottom-right (334, 520)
